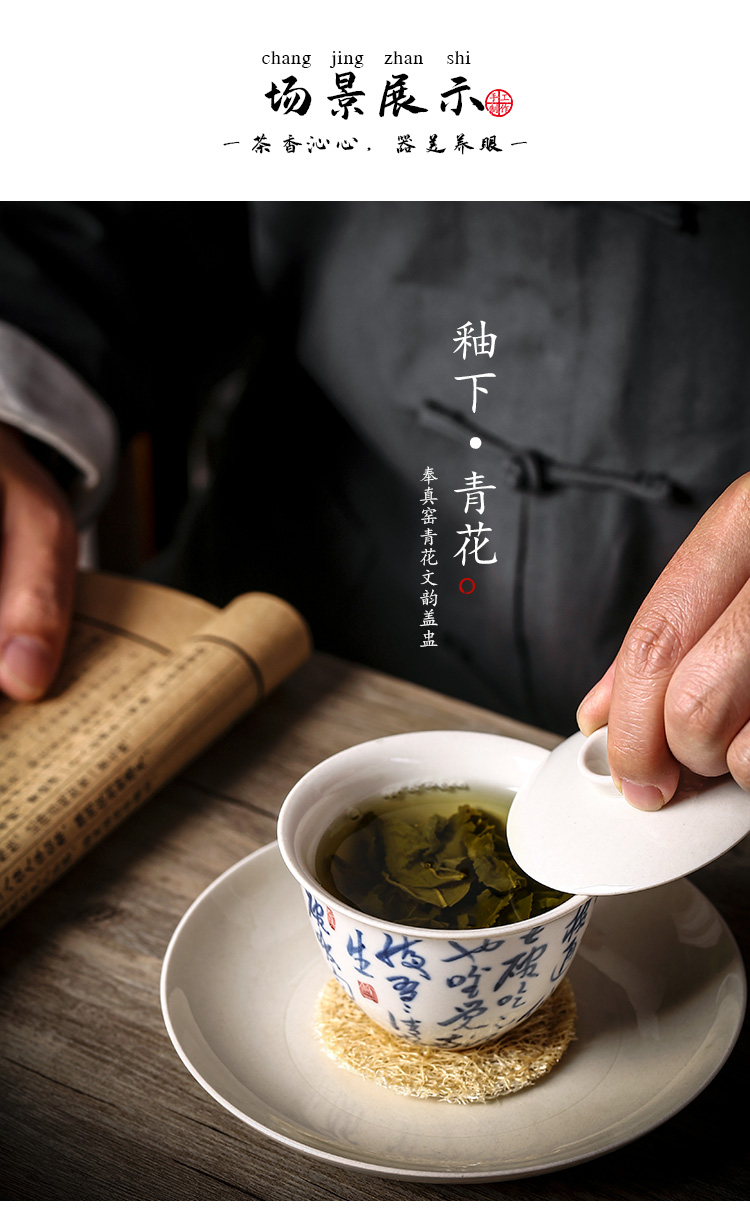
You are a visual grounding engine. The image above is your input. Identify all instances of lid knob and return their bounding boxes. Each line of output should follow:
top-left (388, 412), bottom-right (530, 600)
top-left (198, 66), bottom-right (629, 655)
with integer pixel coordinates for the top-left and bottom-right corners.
top-left (577, 726), bottom-right (620, 796)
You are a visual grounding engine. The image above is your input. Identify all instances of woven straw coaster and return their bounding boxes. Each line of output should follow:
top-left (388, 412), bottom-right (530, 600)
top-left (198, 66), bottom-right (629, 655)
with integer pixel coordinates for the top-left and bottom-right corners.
top-left (314, 977), bottom-right (577, 1104)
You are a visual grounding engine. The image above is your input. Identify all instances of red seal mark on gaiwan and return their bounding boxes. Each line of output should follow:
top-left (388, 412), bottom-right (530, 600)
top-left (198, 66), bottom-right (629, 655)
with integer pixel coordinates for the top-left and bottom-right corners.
top-left (358, 980), bottom-right (378, 1003)
top-left (326, 906), bottom-right (336, 930)
top-left (485, 89), bottom-right (513, 117)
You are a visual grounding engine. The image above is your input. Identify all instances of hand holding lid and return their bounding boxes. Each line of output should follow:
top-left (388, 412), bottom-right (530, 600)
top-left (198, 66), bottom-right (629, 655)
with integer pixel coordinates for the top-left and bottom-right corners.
top-left (506, 726), bottom-right (750, 895)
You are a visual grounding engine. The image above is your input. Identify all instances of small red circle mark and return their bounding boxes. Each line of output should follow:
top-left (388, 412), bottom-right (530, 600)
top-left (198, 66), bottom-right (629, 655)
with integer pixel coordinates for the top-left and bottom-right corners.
top-left (485, 89), bottom-right (513, 117)
top-left (459, 578), bottom-right (476, 594)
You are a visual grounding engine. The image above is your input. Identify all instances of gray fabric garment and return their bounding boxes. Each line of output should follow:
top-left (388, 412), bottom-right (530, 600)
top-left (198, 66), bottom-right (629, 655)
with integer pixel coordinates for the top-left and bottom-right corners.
top-left (166, 201), bottom-right (750, 733)
top-left (1, 201), bottom-right (748, 734)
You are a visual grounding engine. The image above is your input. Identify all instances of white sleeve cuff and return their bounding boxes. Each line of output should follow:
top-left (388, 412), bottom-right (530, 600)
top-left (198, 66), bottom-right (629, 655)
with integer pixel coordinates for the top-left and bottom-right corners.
top-left (0, 320), bottom-right (118, 525)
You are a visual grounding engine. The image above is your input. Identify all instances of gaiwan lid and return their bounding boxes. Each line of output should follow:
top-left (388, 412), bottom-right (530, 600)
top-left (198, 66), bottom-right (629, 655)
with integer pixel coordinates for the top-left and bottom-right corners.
top-left (506, 726), bottom-right (750, 895)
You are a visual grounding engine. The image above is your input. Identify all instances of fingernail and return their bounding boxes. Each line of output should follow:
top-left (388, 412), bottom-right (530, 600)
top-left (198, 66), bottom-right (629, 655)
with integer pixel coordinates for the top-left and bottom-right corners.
top-left (575, 694), bottom-right (595, 735)
top-left (620, 779), bottom-right (664, 812)
top-left (0, 636), bottom-right (54, 699)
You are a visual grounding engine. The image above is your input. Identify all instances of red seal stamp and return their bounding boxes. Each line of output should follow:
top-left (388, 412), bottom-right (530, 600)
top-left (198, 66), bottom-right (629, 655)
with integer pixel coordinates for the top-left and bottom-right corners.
top-left (485, 89), bottom-right (513, 117)
top-left (358, 980), bottom-right (378, 1003)
top-left (326, 906), bottom-right (336, 930)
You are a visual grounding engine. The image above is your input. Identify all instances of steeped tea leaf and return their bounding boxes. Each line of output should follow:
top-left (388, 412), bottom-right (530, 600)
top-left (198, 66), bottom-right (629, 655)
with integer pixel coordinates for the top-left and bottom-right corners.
top-left (318, 792), bottom-right (570, 930)
top-left (384, 870), bottom-right (471, 908)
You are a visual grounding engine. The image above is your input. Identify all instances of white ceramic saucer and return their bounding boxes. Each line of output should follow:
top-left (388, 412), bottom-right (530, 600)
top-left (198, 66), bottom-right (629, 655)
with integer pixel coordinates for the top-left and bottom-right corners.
top-left (160, 843), bottom-right (745, 1183)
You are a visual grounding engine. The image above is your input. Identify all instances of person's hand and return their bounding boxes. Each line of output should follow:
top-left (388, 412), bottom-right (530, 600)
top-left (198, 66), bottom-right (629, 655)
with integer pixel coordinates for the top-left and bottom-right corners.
top-left (577, 472), bottom-right (750, 811)
top-left (0, 422), bottom-right (77, 700)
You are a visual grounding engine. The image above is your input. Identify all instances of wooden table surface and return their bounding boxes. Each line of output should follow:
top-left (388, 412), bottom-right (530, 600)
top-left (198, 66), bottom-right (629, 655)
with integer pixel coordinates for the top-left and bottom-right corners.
top-left (1, 652), bottom-right (748, 1201)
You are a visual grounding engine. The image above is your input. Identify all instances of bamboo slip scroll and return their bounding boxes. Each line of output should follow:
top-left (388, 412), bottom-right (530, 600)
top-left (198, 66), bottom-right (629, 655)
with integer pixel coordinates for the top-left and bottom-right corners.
top-left (0, 570), bottom-right (311, 927)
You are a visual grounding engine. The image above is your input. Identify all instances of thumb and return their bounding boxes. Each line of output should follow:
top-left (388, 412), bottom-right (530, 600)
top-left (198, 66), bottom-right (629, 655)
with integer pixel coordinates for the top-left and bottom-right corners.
top-left (576, 660), bottom-right (616, 737)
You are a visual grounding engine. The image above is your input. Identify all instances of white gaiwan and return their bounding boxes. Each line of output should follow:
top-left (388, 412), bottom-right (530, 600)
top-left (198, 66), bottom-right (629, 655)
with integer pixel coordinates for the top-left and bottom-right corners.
top-left (506, 725), bottom-right (750, 895)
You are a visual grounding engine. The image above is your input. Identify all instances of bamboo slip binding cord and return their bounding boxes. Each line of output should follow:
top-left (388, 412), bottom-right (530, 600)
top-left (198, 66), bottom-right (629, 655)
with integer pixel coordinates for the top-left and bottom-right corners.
top-left (0, 571), bottom-right (311, 927)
